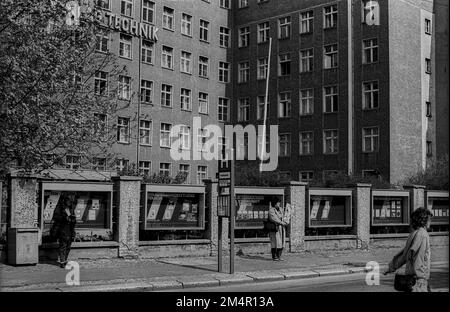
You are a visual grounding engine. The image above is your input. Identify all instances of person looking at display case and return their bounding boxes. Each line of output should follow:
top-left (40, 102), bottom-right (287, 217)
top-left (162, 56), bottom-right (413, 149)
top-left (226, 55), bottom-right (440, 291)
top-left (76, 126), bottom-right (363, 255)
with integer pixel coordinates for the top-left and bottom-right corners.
top-left (268, 197), bottom-right (290, 261)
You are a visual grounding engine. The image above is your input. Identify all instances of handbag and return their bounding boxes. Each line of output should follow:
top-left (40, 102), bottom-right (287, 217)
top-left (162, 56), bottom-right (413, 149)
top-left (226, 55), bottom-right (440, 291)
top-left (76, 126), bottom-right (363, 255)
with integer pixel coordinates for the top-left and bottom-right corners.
top-left (263, 219), bottom-right (277, 233)
top-left (393, 230), bottom-right (420, 292)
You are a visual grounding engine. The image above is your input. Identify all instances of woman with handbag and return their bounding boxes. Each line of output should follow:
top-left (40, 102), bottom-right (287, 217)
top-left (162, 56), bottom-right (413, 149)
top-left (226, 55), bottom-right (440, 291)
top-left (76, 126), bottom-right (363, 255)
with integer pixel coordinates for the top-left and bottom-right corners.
top-left (268, 198), bottom-right (290, 261)
top-left (52, 195), bottom-right (77, 268)
top-left (384, 207), bottom-right (433, 292)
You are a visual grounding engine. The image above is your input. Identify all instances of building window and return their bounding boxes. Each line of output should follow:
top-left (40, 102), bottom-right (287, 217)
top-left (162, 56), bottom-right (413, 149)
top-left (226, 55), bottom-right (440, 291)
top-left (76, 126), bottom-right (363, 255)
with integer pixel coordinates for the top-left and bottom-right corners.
top-left (279, 53), bottom-right (291, 76)
top-left (160, 163), bottom-right (171, 176)
top-left (279, 134), bottom-right (291, 157)
top-left (425, 18), bottom-right (432, 35)
top-left (93, 157), bottom-right (107, 171)
top-left (197, 166), bottom-right (208, 184)
top-left (323, 86), bottom-right (338, 113)
top-left (258, 22), bottom-right (269, 43)
top-left (141, 39), bottom-right (154, 64)
top-left (257, 57), bottom-right (268, 80)
top-left (324, 4), bottom-right (338, 29)
top-left (239, 26), bottom-right (249, 47)
top-left (118, 75), bottom-right (131, 100)
top-left (219, 27), bottom-right (230, 48)
top-left (179, 164), bottom-right (190, 183)
top-left (426, 101), bottom-right (432, 117)
top-left (116, 158), bottom-right (129, 172)
top-left (198, 92), bottom-right (209, 114)
top-left (279, 92), bottom-right (291, 118)
top-left (426, 141), bottom-right (432, 156)
top-left (218, 61), bottom-right (230, 83)
top-left (300, 132), bottom-right (314, 155)
top-left (300, 48), bottom-right (314, 73)
top-left (220, 0), bottom-right (230, 9)
top-left (140, 79), bottom-right (153, 104)
top-left (363, 38), bottom-right (378, 64)
top-left (238, 98), bottom-right (250, 122)
top-left (323, 130), bottom-right (338, 154)
top-left (324, 44), bottom-right (338, 69)
top-left (139, 161), bottom-right (151, 176)
top-left (181, 13), bottom-right (192, 36)
top-left (119, 33), bottom-right (132, 59)
top-left (95, 31), bottom-right (109, 53)
top-left (94, 71), bottom-right (108, 96)
top-left (362, 127), bottom-right (379, 153)
top-left (117, 117), bottom-right (130, 143)
top-left (278, 16), bottom-right (291, 39)
top-left (180, 51), bottom-right (192, 74)
top-left (180, 88), bottom-right (191, 111)
top-left (197, 129), bottom-right (208, 152)
top-left (161, 84), bottom-right (173, 107)
top-left (163, 6), bottom-right (174, 30)
top-left (161, 46), bottom-right (173, 69)
top-left (200, 19), bottom-right (209, 42)
top-left (362, 81), bottom-right (378, 109)
top-left (218, 97), bottom-right (229, 122)
top-left (121, 0), bottom-right (133, 17)
top-left (300, 171), bottom-right (314, 182)
top-left (142, 0), bottom-right (154, 24)
top-left (238, 0), bottom-right (248, 8)
top-left (425, 58), bottom-right (431, 74)
top-left (65, 155), bottom-right (81, 170)
top-left (300, 89), bottom-right (314, 115)
top-left (160, 123), bottom-right (172, 147)
top-left (300, 11), bottom-right (313, 34)
top-left (199, 56), bottom-right (209, 78)
top-left (238, 61), bottom-right (250, 83)
top-left (179, 125), bottom-right (191, 150)
top-left (140, 120), bottom-right (152, 145)
top-left (257, 95), bottom-right (269, 120)
top-left (96, 0), bottom-right (110, 10)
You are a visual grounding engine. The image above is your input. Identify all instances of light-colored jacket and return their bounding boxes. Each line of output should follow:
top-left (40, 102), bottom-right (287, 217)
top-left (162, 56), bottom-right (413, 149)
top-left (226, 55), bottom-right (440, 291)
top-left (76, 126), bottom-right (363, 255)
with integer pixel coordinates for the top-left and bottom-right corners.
top-left (268, 206), bottom-right (290, 249)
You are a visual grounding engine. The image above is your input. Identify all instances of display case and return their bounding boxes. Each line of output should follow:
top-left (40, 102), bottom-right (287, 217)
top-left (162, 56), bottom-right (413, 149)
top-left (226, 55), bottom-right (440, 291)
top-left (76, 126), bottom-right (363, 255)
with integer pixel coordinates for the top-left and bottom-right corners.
top-left (426, 191), bottom-right (449, 225)
top-left (141, 184), bottom-right (205, 230)
top-left (371, 190), bottom-right (410, 226)
top-left (306, 189), bottom-right (352, 228)
top-left (235, 187), bottom-right (284, 229)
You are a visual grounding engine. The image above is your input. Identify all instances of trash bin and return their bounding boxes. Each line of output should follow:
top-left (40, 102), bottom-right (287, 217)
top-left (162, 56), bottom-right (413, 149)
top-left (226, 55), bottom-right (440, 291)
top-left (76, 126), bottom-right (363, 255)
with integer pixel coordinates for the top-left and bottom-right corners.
top-left (7, 228), bottom-right (39, 265)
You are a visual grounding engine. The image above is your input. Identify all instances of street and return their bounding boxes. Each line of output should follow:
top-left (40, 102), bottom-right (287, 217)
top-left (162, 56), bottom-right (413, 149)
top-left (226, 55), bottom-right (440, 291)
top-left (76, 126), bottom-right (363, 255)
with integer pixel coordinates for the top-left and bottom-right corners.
top-left (160, 264), bottom-right (449, 292)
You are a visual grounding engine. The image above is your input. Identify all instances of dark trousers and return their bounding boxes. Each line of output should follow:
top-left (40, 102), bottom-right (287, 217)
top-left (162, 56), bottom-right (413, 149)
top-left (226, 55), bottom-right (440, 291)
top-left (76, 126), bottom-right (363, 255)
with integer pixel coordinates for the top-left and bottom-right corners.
top-left (271, 248), bottom-right (283, 259)
top-left (58, 237), bottom-right (72, 263)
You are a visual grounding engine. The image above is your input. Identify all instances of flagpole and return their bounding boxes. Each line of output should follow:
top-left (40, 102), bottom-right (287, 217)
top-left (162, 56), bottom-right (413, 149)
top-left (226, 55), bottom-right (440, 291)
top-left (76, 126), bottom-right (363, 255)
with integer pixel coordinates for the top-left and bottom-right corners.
top-left (259, 37), bottom-right (272, 172)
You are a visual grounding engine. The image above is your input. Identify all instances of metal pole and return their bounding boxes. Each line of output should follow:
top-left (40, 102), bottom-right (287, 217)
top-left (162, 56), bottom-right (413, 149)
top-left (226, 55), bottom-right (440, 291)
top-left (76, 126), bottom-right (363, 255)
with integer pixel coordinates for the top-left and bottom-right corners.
top-left (136, 0), bottom-right (143, 168)
top-left (229, 148), bottom-right (235, 274)
top-left (218, 216), bottom-right (223, 272)
top-left (259, 38), bottom-right (272, 172)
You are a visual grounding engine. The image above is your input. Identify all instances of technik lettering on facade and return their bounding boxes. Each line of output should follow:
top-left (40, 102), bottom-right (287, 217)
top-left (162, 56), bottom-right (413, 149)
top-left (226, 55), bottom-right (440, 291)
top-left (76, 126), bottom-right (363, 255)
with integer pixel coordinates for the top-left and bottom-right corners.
top-left (99, 11), bottom-right (159, 42)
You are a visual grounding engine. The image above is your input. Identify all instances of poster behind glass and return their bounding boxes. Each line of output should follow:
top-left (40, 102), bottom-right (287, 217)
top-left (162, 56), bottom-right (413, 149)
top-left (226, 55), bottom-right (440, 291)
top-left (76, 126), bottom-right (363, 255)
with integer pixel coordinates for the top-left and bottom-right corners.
top-left (235, 194), bottom-right (283, 228)
top-left (372, 197), bottom-right (405, 225)
top-left (428, 197), bottom-right (449, 224)
top-left (309, 195), bottom-right (348, 227)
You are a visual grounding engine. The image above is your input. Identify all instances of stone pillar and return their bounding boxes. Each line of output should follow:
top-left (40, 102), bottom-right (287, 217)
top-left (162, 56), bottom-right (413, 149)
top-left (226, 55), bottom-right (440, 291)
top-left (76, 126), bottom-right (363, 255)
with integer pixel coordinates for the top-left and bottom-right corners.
top-left (404, 184), bottom-right (426, 211)
top-left (352, 183), bottom-right (372, 250)
top-left (9, 174), bottom-right (39, 229)
top-left (112, 176), bottom-right (142, 258)
top-left (282, 181), bottom-right (307, 253)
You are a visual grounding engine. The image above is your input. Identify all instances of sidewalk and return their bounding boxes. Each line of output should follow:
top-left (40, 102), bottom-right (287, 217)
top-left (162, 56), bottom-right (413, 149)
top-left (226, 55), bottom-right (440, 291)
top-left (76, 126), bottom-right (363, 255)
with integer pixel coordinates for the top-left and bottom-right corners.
top-left (0, 245), bottom-right (448, 292)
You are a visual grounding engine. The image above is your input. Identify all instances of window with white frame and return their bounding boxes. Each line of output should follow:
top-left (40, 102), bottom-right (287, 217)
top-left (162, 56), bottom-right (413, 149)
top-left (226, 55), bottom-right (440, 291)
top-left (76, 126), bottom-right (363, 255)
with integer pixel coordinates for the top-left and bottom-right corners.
top-left (324, 44), bottom-right (338, 69)
top-left (323, 86), bottom-right (338, 112)
top-left (161, 84), bottom-right (173, 107)
top-left (139, 161), bottom-right (151, 176)
top-left (161, 46), bottom-right (173, 69)
top-left (323, 130), bottom-right (338, 154)
top-left (299, 131), bottom-right (313, 155)
top-left (119, 33), bottom-right (132, 59)
top-left (300, 171), bottom-right (314, 182)
top-left (425, 58), bottom-right (431, 74)
top-left (199, 56), bottom-right (209, 78)
top-left (93, 157), bottom-right (107, 171)
top-left (300, 10), bottom-right (313, 34)
top-left (300, 89), bottom-right (314, 115)
top-left (220, 0), bottom-right (230, 9)
top-left (142, 0), bottom-right (154, 24)
top-left (257, 95), bottom-right (269, 120)
top-left (197, 128), bottom-right (208, 152)
top-left (279, 53), bottom-right (291, 76)
top-left (179, 164), bottom-right (190, 183)
top-left (141, 39), bottom-right (154, 63)
top-left (140, 120), bottom-right (152, 145)
top-left (181, 13), bottom-right (192, 36)
top-left (140, 79), bottom-right (153, 104)
top-left (95, 31), bottom-right (109, 53)
top-left (198, 92), bottom-right (209, 114)
top-left (219, 27), bottom-right (230, 48)
top-left (238, 61), bottom-right (250, 83)
top-left (362, 127), bottom-right (379, 152)
top-left (159, 162), bottom-right (171, 176)
top-left (180, 88), bottom-right (191, 111)
top-left (239, 26), bottom-right (249, 47)
top-left (257, 57), bottom-right (268, 80)
top-left (218, 97), bottom-right (229, 122)
top-left (163, 7), bottom-right (174, 30)
top-left (116, 158), bottom-right (129, 172)
top-left (218, 61), bottom-right (230, 83)
top-left (200, 19), bottom-right (209, 42)
top-left (160, 123), bottom-right (172, 147)
top-left (279, 16), bottom-right (291, 39)
top-left (118, 75), bottom-right (131, 100)
top-left (324, 4), bottom-right (338, 29)
top-left (121, 0), bottom-right (133, 17)
top-left (258, 22), bottom-right (269, 43)
top-left (238, 98), bottom-right (250, 122)
top-left (279, 92), bottom-right (291, 118)
top-left (362, 81), bottom-right (378, 109)
top-left (425, 18), bottom-right (432, 35)
top-left (180, 51), bottom-right (192, 74)
top-left (94, 71), bottom-right (108, 95)
top-left (238, 0), bottom-right (248, 8)
top-left (65, 155), bottom-right (81, 170)
top-left (96, 0), bottom-right (110, 10)
top-left (197, 166), bottom-right (207, 184)
top-left (363, 38), bottom-right (378, 64)
top-left (279, 134), bottom-right (291, 157)
top-left (300, 48), bottom-right (314, 72)
top-left (179, 125), bottom-right (191, 150)
top-left (117, 117), bottom-right (130, 143)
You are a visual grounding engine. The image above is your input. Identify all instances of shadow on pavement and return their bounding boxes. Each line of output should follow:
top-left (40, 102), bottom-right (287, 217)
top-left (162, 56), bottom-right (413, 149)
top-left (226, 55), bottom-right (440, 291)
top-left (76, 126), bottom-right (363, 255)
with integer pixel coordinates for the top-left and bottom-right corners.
top-left (155, 260), bottom-right (218, 273)
top-left (237, 254), bottom-right (273, 261)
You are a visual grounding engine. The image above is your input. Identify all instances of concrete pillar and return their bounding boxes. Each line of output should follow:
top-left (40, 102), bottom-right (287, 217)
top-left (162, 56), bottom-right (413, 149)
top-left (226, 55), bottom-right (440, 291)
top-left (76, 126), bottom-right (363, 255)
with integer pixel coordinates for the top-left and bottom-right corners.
top-left (404, 184), bottom-right (426, 210)
top-left (352, 183), bottom-right (372, 250)
top-left (282, 181), bottom-right (307, 253)
top-left (8, 174), bottom-right (39, 229)
top-left (112, 176), bottom-right (142, 258)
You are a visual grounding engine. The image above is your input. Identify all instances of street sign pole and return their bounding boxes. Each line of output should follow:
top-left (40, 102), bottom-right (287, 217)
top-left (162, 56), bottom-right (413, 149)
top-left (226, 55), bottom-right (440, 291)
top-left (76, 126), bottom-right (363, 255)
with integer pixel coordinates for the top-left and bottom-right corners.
top-left (229, 148), bottom-right (235, 274)
top-left (218, 216), bottom-right (223, 272)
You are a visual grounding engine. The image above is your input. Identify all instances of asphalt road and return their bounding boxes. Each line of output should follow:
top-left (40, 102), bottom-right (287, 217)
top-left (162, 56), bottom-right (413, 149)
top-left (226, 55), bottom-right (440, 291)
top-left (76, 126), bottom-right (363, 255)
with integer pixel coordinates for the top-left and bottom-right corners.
top-left (161, 265), bottom-right (449, 292)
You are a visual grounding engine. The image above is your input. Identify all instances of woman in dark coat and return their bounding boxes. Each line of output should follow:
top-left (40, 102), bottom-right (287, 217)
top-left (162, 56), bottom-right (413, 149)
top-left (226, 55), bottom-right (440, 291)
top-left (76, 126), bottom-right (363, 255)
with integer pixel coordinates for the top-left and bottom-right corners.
top-left (52, 195), bottom-right (77, 268)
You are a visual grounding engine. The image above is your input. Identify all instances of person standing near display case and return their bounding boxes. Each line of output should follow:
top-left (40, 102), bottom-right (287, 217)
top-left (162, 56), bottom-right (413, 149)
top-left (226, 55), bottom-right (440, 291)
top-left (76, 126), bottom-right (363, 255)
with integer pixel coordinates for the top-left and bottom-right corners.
top-left (268, 198), bottom-right (290, 261)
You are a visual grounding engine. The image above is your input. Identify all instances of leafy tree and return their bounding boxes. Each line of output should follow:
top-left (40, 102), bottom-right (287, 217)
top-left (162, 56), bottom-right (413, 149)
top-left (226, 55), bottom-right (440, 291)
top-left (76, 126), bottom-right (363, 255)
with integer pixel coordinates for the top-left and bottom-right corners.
top-left (403, 154), bottom-right (449, 190)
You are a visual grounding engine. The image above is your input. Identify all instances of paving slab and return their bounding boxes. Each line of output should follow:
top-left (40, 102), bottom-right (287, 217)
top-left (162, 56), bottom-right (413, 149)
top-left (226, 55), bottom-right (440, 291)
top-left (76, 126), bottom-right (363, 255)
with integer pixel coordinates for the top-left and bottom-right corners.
top-left (209, 273), bottom-right (255, 286)
top-left (278, 269), bottom-right (320, 280)
top-left (312, 268), bottom-right (351, 277)
top-left (244, 270), bottom-right (286, 282)
top-left (175, 275), bottom-right (220, 288)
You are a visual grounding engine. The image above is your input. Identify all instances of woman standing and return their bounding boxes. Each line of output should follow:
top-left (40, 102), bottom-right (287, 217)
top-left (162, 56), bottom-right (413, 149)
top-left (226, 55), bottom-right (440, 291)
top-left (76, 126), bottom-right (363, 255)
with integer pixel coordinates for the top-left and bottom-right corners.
top-left (384, 207), bottom-right (433, 292)
top-left (268, 198), bottom-right (289, 261)
top-left (52, 195), bottom-right (77, 268)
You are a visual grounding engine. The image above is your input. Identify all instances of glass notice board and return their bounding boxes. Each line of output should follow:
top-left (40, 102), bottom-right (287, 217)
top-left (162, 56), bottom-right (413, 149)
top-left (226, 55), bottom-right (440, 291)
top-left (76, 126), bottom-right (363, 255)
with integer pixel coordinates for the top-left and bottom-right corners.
top-left (371, 191), bottom-right (410, 226)
top-left (235, 193), bottom-right (283, 229)
top-left (427, 193), bottom-right (449, 225)
top-left (307, 189), bottom-right (352, 228)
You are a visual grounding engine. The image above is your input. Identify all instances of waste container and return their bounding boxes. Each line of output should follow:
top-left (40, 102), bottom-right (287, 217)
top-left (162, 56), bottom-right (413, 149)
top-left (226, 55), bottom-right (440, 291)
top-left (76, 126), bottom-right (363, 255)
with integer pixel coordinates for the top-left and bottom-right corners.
top-left (7, 228), bottom-right (39, 265)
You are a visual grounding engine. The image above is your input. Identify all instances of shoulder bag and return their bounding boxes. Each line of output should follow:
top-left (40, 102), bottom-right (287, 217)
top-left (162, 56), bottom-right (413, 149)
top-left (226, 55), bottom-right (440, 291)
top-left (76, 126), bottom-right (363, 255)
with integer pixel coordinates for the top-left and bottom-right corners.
top-left (394, 230), bottom-right (420, 292)
top-left (263, 219), bottom-right (277, 233)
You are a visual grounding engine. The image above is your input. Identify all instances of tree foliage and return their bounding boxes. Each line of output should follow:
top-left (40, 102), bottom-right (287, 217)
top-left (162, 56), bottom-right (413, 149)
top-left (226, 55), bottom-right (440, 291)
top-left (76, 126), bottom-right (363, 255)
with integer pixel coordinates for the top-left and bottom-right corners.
top-left (403, 154), bottom-right (449, 190)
